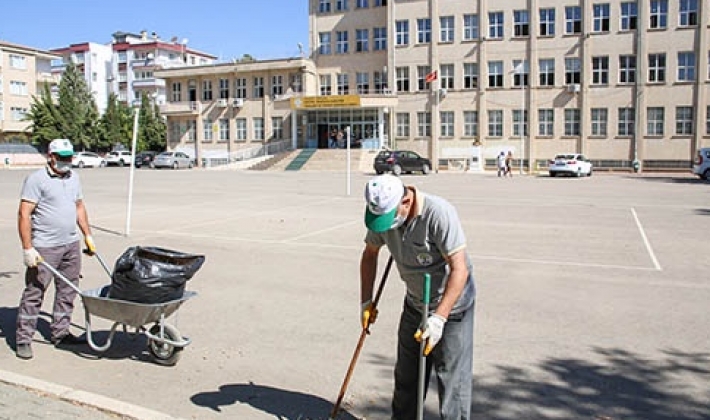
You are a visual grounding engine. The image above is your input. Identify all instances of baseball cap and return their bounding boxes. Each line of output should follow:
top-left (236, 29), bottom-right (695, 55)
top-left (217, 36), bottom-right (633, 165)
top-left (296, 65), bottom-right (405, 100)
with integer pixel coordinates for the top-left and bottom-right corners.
top-left (48, 139), bottom-right (74, 157)
top-left (364, 174), bottom-right (405, 233)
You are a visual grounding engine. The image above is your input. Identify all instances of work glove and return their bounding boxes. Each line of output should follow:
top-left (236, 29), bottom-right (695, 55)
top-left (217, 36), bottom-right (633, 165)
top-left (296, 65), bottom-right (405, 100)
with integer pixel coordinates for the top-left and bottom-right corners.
top-left (414, 314), bottom-right (447, 356)
top-left (361, 300), bottom-right (378, 330)
top-left (23, 248), bottom-right (42, 268)
top-left (84, 235), bottom-right (96, 256)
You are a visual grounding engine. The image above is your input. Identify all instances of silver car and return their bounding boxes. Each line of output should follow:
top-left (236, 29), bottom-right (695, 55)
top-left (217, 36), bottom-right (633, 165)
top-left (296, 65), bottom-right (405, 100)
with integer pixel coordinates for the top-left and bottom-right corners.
top-left (153, 152), bottom-right (194, 169)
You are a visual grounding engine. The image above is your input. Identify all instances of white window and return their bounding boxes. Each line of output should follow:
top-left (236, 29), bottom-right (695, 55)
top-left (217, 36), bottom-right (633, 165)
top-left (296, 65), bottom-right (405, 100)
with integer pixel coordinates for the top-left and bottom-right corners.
top-left (565, 58), bottom-right (581, 84)
top-left (9, 54), bottom-right (27, 69)
top-left (440, 64), bottom-right (454, 89)
top-left (591, 108), bottom-right (608, 136)
top-left (650, 0), bottom-right (668, 29)
top-left (679, 0), bottom-right (698, 27)
top-left (619, 55), bottom-right (636, 83)
top-left (512, 60), bottom-right (529, 87)
top-left (336, 31), bottom-right (349, 54)
top-left (417, 18), bottom-right (432, 43)
top-left (272, 116), bottom-right (284, 139)
top-left (187, 120), bottom-right (196, 142)
top-left (488, 110), bottom-right (503, 136)
top-left (592, 3), bottom-right (611, 32)
top-left (337, 73), bottom-right (350, 95)
top-left (290, 73), bottom-right (303, 93)
top-left (202, 80), bottom-right (213, 101)
top-left (319, 33), bottom-right (332, 55)
top-left (417, 66), bottom-right (431, 91)
top-left (565, 6), bottom-right (582, 34)
top-left (396, 20), bottom-right (409, 45)
top-left (440, 111), bottom-right (454, 137)
top-left (539, 8), bottom-right (555, 36)
top-left (373, 27), bottom-right (387, 50)
top-left (647, 107), bottom-right (664, 135)
top-left (463, 111), bottom-right (478, 137)
top-left (463, 14), bottom-right (479, 40)
top-left (254, 117), bottom-right (265, 140)
top-left (678, 52), bottom-right (695, 81)
top-left (356, 0), bottom-right (368, 7)
top-left (356, 72), bottom-right (370, 94)
top-left (565, 109), bottom-right (581, 136)
top-left (374, 71), bottom-right (387, 93)
top-left (10, 81), bottom-right (28, 96)
top-left (513, 110), bottom-right (528, 136)
top-left (336, 0), bottom-right (348, 11)
top-left (320, 74), bottom-right (332, 95)
top-left (539, 59), bottom-right (555, 86)
top-left (234, 78), bottom-right (247, 99)
top-left (648, 53), bottom-right (666, 82)
top-left (440, 16), bottom-right (454, 42)
top-left (219, 78), bottom-right (230, 99)
top-left (417, 112), bottom-right (431, 137)
top-left (396, 113), bottom-right (410, 137)
top-left (676, 106), bottom-right (693, 135)
top-left (10, 107), bottom-right (28, 121)
top-left (592, 56), bottom-right (609, 85)
top-left (254, 77), bottom-right (264, 98)
top-left (488, 12), bottom-right (504, 39)
top-left (488, 61), bottom-right (503, 88)
top-left (620, 2), bottom-right (638, 30)
top-left (236, 118), bottom-right (247, 140)
top-left (618, 108), bottom-right (635, 136)
top-left (203, 118), bottom-right (213, 141)
top-left (463, 63), bottom-right (478, 89)
top-left (513, 10), bottom-right (530, 37)
top-left (396, 67), bottom-right (410, 92)
top-left (272, 75), bottom-right (283, 97)
top-left (319, 0), bottom-right (331, 13)
top-left (539, 109), bottom-right (554, 136)
top-left (356, 29), bottom-right (369, 52)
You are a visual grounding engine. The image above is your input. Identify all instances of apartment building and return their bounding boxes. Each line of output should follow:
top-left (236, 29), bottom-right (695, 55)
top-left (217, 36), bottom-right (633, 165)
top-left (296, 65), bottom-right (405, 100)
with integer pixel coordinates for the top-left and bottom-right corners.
top-left (310, 0), bottom-right (710, 171)
top-left (0, 41), bottom-right (58, 143)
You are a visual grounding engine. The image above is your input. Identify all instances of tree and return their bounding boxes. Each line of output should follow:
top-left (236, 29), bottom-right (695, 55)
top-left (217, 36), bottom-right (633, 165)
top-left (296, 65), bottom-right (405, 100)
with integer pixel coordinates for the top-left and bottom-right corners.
top-left (25, 83), bottom-right (63, 149)
top-left (137, 93), bottom-right (167, 152)
top-left (98, 93), bottom-right (133, 151)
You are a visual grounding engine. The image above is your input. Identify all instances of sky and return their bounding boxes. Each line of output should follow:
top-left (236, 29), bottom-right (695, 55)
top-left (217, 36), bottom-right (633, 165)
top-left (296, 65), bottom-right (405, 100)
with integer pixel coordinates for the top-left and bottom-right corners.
top-left (0, 0), bottom-right (310, 61)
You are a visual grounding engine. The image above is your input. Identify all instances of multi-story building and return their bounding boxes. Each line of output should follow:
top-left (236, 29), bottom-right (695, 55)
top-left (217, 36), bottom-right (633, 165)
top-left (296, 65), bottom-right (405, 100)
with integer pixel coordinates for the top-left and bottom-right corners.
top-left (0, 41), bottom-right (59, 143)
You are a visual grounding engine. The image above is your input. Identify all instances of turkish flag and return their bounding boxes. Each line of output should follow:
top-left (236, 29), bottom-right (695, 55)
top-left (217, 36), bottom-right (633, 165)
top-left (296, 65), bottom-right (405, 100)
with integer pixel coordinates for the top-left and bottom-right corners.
top-left (425, 70), bottom-right (438, 83)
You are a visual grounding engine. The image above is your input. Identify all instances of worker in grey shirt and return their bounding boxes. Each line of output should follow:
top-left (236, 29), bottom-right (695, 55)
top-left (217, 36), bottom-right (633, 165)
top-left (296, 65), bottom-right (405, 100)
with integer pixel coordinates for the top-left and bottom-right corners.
top-left (16, 139), bottom-right (97, 360)
top-left (360, 174), bottom-right (475, 420)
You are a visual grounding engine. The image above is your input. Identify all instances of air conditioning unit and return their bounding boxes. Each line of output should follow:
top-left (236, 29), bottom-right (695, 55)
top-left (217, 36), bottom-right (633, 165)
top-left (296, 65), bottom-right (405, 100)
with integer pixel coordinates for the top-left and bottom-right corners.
top-left (232, 98), bottom-right (244, 108)
top-left (217, 99), bottom-right (228, 107)
top-left (567, 84), bottom-right (581, 93)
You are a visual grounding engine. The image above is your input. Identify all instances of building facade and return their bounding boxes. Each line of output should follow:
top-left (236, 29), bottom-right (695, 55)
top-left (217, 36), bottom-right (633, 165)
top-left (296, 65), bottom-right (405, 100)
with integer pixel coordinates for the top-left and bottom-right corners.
top-left (0, 41), bottom-right (58, 143)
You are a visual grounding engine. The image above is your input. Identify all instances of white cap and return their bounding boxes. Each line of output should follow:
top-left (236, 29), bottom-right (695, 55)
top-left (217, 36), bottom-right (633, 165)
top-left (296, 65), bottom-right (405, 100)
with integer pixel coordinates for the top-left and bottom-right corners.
top-left (364, 174), bottom-right (405, 233)
top-left (48, 139), bottom-right (74, 157)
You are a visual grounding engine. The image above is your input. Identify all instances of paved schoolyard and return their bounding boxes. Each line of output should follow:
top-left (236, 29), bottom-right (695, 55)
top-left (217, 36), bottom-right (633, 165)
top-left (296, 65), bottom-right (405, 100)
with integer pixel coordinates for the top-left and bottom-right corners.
top-left (0, 167), bottom-right (708, 420)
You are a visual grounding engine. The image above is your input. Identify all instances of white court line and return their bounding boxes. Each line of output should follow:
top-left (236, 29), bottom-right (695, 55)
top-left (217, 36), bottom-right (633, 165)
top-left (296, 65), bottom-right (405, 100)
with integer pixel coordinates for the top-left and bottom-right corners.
top-left (284, 220), bottom-right (360, 242)
top-left (631, 207), bottom-right (662, 271)
top-left (474, 254), bottom-right (659, 272)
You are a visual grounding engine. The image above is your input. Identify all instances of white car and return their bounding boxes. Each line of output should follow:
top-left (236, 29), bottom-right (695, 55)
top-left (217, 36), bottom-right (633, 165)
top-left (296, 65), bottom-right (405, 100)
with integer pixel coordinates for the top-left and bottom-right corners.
top-left (105, 151), bottom-right (132, 167)
top-left (72, 152), bottom-right (106, 168)
top-left (548, 153), bottom-right (593, 177)
top-left (692, 147), bottom-right (710, 180)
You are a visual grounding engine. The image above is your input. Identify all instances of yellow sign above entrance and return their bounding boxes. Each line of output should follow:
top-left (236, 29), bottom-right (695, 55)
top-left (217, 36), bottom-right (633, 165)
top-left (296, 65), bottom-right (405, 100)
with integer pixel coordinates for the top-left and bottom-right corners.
top-left (290, 95), bottom-right (361, 109)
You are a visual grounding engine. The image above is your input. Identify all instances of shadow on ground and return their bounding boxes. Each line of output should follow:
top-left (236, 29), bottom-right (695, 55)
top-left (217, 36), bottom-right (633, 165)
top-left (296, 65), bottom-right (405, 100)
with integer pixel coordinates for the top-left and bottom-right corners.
top-left (622, 175), bottom-right (705, 185)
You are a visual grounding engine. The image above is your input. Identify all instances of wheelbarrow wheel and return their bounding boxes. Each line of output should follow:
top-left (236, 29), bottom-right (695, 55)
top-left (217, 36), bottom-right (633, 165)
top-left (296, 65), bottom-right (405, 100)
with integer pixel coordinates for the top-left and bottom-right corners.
top-left (147, 324), bottom-right (183, 366)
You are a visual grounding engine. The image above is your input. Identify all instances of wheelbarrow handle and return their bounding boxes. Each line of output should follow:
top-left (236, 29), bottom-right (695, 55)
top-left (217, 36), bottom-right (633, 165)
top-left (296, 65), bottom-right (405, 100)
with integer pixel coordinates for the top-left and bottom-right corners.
top-left (39, 261), bottom-right (83, 295)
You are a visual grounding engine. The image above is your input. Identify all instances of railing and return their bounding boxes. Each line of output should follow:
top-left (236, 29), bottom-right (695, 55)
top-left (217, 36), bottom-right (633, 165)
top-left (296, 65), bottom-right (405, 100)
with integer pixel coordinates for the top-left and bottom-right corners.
top-left (202, 139), bottom-right (293, 168)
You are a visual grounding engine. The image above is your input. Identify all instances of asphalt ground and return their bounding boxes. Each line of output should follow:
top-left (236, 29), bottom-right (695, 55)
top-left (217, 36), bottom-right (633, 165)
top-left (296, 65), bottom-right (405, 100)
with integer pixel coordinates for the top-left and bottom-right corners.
top-left (0, 166), bottom-right (708, 420)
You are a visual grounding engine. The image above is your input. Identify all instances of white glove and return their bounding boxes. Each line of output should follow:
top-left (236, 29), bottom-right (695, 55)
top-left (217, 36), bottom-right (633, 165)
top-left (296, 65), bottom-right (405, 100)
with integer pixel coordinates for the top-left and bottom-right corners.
top-left (23, 248), bottom-right (42, 268)
top-left (84, 235), bottom-right (96, 255)
top-left (414, 314), bottom-right (447, 355)
top-left (361, 299), bottom-right (378, 330)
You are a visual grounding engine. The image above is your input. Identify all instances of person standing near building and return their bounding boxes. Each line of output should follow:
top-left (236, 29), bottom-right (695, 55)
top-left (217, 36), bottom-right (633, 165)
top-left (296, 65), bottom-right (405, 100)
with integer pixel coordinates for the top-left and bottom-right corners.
top-left (15, 139), bottom-right (96, 360)
top-left (497, 151), bottom-right (506, 177)
top-left (360, 174), bottom-right (476, 419)
top-left (505, 151), bottom-right (513, 177)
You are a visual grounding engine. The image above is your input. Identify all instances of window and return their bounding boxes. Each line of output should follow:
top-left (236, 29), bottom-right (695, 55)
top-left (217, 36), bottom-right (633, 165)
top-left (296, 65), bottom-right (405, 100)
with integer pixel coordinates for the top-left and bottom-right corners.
top-left (396, 67), bottom-right (410, 92)
top-left (565, 109), bottom-right (581, 135)
top-left (618, 108), bottom-right (635, 136)
top-left (396, 113), bottom-right (410, 137)
top-left (9, 54), bottom-right (26, 69)
top-left (565, 6), bottom-right (582, 34)
top-left (679, 0), bottom-right (697, 27)
top-left (417, 18), bottom-right (432, 43)
top-left (417, 66), bottom-right (431, 91)
top-left (320, 74), bottom-right (332, 95)
top-left (254, 118), bottom-right (265, 140)
top-left (650, 0), bottom-right (668, 29)
top-left (291, 73), bottom-right (303, 93)
top-left (187, 120), bottom-right (196, 142)
top-left (356, 0), bottom-right (368, 8)
top-left (202, 80), bottom-right (213, 101)
top-left (356, 29), bottom-right (369, 52)
top-left (463, 14), bottom-right (479, 40)
top-left (337, 73), bottom-right (350, 95)
top-left (706, 106), bottom-right (710, 135)
top-left (539, 8), bottom-right (555, 36)
top-left (647, 107), bottom-right (664, 135)
top-left (271, 75), bottom-right (283, 97)
top-left (512, 60), bottom-right (529, 87)
top-left (565, 58), bottom-right (581, 84)
top-left (236, 118), bottom-right (247, 141)
top-left (592, 4), bottom-right (611, 32)
top-left (396, 20), bottom-right (409, 45)
top-left (440, 64), bottom-right (454, 89)
top-left (591, 108), bottom-right (608, 135)
top-left (319, 0), bottom-right (331, 13)
top-left (675, 106), bottom-right (693, 135)
top-left (463, 63), bottom-right (478, 89)
top-left (648, 53), bottom-right (666, 82)
top-left (356, 72), bottom-right (370, 94)
top-left (620, 2), bottom-right (638, 30)
top-left (488, 61), bottom-right (503, 88)
top-left (513, 110), bottom-right (528, 136)
top-left (488, 12), bottom-right (504, 39)
top-left (539, 59), bottom-right (555, 86)
top-left (336, 31), bottom-right (349, 53)
top-left (234, 78), bottom-right (247, 99)
top-left (619, 55), bottom-right (636, 83)
top-left (374, 0), bottom-right (386, 6)
top-left (374, 70), bottom-right (387, 93)
top-left (272, 117), bottom-right (284, 140)
top-left (592, 56), bottom-right (609, 85)
top-left (488, 110), bottom-right (503, 136)
top-left (10, 107), bottom-right (28, 121)
top-left (678, 52), bottom-right (695, 81)
top-left (514, 10), bottom-right (530, 37)
top-left (203, 118), bottom-right (213, 141)
top-left (440, 16), bottom-right (455, 42)
top-left (319, 33), bottom-right (332, 55)
top-left (219, 118), bottom-right (230, 141)
top-left (253, 77), bottom-right (264, 98)
top-left (417, 112), bottom-right (431, 137)
top-left (219, 78), bottom-right (230, 99)
top-left (463, 111), bottom-right (478, 137)
top-left (336, 0), bottom-right (348, 11)
top-left (440, 111), bottom-right (454, 137)
top-left (171, 82), bottom-right (181, 102)
top-left (374, 27), bottom-right (387, 50)
top-left (539, 109), bottom-right (554, 136)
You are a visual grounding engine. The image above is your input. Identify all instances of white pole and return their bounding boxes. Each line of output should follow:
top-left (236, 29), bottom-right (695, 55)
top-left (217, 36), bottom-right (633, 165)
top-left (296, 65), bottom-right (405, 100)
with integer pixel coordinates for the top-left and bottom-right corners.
top-left (346, 126), bottom-right (351, 196)
top-left (125, 106), bottom-right (139, 236)
top-left (520, 81), bottom-right (525, 175)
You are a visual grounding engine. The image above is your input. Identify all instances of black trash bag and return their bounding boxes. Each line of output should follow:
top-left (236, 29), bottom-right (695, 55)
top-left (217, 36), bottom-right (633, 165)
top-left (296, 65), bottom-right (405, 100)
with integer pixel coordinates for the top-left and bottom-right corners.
top-left (108, 246), bottom-right (205, 304)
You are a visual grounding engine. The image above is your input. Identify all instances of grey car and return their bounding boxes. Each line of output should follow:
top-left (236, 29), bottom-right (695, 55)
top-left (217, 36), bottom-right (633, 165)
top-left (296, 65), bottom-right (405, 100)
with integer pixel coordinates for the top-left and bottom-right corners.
top-left (153, 152), bottom-right (194, 169)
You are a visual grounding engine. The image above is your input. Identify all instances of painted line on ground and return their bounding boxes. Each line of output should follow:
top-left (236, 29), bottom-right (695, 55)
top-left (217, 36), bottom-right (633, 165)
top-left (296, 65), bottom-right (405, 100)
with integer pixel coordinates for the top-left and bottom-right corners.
top-left (631, 207), bottom-right (662, 271)
top-left (474, 254), bottom-right (658, 272)
top-left (284, 220), bottom-right (360, 242)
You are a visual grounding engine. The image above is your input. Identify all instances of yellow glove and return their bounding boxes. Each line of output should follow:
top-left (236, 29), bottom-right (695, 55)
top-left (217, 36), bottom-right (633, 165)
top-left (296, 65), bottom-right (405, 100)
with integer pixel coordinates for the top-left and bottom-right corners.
top-left (361, 300), bottom-right (378, 330)
top-left (84, 235), bottom-right (96, 256)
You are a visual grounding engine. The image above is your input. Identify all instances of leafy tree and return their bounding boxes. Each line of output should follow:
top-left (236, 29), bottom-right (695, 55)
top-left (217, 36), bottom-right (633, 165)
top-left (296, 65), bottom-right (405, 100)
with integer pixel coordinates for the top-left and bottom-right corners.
top-left (56, 63), bottom-right (100, 151)
top-left (25, 83), bottom-right (63, 149)
top-left (98, 93), bottom-right (133, 151)
top-left (137, 93), bottom-right (166, 152)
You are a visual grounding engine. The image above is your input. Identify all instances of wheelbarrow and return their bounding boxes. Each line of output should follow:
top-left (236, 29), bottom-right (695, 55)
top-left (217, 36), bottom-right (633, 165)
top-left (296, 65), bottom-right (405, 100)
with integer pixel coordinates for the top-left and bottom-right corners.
top-left (40, 252), bottom-right (197, 366)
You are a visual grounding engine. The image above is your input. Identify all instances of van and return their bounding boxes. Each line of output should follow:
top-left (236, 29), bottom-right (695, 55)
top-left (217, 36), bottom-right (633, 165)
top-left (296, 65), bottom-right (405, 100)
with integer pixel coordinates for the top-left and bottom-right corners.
top-left (692, 148), bottom-right (710, 180)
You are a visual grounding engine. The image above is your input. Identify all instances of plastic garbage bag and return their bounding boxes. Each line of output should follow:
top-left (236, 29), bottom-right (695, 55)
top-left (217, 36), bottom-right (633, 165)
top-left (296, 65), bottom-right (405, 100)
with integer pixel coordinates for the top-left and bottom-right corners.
top-left (108, 246), bottom-right (205, 304)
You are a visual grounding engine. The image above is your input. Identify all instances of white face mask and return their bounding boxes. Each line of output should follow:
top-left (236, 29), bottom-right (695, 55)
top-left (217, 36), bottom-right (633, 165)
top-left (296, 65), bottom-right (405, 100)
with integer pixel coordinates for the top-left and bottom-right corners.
top-left (390, 214), bottom-right (406, 230)
top-left (53, 160), bottom-right (72, 174)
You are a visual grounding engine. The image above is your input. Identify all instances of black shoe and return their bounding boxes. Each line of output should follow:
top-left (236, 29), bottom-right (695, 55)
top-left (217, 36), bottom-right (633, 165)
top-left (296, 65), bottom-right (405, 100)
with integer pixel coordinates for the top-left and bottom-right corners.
top-left (52, 333), bottom-right (87, 346)
top-left (16, 343), bottom-right (33, 359)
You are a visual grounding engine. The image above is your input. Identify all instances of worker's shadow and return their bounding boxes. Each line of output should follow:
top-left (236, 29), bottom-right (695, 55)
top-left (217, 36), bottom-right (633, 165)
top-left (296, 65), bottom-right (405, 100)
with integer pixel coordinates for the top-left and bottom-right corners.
top-left (191, 382), bottom-right (358, 419)
top-left (0, 307), bottom-right (56, 349)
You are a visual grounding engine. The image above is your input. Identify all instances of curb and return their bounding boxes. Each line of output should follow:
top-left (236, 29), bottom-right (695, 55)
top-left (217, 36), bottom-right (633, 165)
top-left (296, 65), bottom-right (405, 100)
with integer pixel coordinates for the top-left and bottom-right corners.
top-left (0, 369), bottom-right (181, 420)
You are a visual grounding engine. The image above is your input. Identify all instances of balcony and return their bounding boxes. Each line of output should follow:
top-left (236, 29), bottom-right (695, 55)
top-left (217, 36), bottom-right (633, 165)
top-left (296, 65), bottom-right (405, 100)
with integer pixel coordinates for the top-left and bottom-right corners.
top-left (160, 101), bottom-right (202, 115)
top-left (132, 78), bottom-right (166, 88)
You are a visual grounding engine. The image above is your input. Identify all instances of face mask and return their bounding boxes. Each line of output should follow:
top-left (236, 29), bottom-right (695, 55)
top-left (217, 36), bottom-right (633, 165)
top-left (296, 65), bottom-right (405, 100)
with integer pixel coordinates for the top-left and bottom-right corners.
top-left (54, 161), bottom-right (72, 174)
top-left (390, 214), bottom-right (406, 230)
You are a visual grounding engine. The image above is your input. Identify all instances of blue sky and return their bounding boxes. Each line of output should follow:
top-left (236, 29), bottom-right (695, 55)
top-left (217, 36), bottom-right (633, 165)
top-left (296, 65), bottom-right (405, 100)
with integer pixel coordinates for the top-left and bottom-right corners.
top-left (1, 0), bottom-right (309, 61)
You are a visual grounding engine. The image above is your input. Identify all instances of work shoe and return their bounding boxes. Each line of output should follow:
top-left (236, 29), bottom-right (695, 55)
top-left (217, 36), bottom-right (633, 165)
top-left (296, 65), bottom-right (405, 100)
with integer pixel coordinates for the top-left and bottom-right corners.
top-left (15, 343), bottom-right (33, 360)
top-left (51, 333), bottom-right (87, 346)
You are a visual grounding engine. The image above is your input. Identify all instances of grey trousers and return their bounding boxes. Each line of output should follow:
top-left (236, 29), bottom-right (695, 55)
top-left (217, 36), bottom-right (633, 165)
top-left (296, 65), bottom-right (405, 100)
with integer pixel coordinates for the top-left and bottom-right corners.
top-left (16, 241), bottom-right (81, 344)
top-left (392, 300), bottom-right (475, 420)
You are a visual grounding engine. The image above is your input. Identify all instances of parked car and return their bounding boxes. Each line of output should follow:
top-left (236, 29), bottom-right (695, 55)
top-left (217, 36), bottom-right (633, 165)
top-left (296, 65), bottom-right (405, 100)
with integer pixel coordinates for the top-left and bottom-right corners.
top-left (374, 150), bottom-right (431, 176)
top-left (692, 147), bottom-right (710, 180)
top-left (548, 153), bottom-right (593, 177)
top-left (71, 152), bottom-right (106, 168)
top-left (105, 151), bottom-right (132, 167)
top-left (135, 151), bottom-right (157, 168)
top-left (153, 151), bottom-right (194, 169)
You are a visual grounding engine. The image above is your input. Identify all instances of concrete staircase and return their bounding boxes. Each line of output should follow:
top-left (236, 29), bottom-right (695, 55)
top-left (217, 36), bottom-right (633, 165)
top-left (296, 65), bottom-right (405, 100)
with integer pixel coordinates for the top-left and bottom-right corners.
top-left (274, 149), bottom-right (378, 172)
